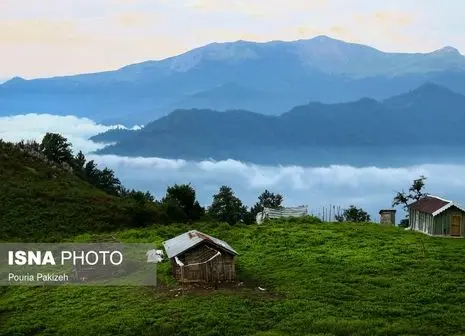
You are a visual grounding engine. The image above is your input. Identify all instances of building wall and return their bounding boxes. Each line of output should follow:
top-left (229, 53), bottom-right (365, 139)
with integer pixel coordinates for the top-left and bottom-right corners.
top-left (409, 209), bottom-right (434, 235)
top-left (380, 211), bottom-right (396, 225)
top-left (433, 207), bottom-right (465, 237)
top-left (410, 207), bottom-right (465, 237)
top-left (171, 242), bottom-right (236, 283)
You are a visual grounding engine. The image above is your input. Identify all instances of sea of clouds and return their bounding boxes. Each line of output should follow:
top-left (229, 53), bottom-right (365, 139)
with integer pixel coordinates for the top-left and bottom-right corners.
top-left (2, 113), bottom-right (465, 222)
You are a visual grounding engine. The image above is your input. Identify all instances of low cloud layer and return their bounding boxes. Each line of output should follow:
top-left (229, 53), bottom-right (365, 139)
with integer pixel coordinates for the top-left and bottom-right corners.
top-left (2, 113), bottom-right (465, 222)
top-left (0, 113), bottom-right (141, 153)
top-left (91, 154), bottom-right (465, 221)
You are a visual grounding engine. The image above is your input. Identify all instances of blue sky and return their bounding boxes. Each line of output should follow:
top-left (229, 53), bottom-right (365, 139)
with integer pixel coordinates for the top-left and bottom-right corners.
top-left (0, 0), bottom-right (464, 78)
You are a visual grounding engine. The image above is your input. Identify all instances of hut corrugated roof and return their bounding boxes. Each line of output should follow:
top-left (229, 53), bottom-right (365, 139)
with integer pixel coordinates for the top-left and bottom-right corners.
top-left (163, 230), bottom-right (238, 259)
top-left (408, 195), bottom-right (450, 214)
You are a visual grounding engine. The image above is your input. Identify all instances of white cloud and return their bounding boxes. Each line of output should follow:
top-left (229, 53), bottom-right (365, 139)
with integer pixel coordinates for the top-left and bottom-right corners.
top-left (3, 113), bottom-right (465, 222)
top-left (90, 154), bottom-right (187, 171)
top-left (0, 113), bottom-right (141, 154)
top-left (89, 154), bottom-right (465, 221)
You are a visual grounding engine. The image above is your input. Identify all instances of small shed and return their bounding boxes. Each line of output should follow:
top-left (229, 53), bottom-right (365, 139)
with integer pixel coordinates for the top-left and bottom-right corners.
top-left (162, 230), bottom-right (238, 283)
top-left (379, 209), bottom-right (396, 226)
top-left (408, 195), bottom-right (465, 237)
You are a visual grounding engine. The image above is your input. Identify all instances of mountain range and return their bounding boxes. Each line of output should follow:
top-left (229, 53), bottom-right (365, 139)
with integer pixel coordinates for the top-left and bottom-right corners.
top-left (92, 83), bottom-right (465, 167)
top-left (1, 36), bottom-right (465, 124)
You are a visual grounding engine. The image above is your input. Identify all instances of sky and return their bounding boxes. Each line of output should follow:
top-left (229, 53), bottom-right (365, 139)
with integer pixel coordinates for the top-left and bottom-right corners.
top-left (2, 113), bottom-right (465, 222)
top-left (1, 0), bottom-right (464, 79)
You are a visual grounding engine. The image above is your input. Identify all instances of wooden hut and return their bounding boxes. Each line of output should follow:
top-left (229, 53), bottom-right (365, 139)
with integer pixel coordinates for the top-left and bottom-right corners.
top-left (408, 195), bottom-right (465, 237)
top-left (162, 230), bottom-right (238, 283)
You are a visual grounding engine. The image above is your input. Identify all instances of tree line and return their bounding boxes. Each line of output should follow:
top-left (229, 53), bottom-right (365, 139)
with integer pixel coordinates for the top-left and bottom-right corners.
top-left (14, 132), bottom-right (375, 226)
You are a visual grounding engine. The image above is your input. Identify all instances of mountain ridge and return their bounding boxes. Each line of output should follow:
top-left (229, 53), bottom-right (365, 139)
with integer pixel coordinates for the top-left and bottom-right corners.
top-left (6, 35), bottom-right (462, 83)
top-left (93, 83), bottom-right (465, 166)
top-left (2, 35), bottom-right (465, 124)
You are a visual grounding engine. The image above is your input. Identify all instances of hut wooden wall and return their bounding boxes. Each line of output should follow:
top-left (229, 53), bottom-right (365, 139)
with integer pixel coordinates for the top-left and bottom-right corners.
top-left (171, 243), bottom-right (236, 283)
top-left (410, 207), bottom-right (465, 237)
top-left (409, 209), bottom-right (434, 235)
top-left (433, 207), bottom-right (465, 237)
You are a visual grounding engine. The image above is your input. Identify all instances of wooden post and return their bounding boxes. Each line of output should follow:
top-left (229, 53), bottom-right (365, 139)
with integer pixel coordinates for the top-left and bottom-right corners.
top-left (181, 266), bottom-right (185, 296)
top-left (215, 262), bottom-right (219, 290)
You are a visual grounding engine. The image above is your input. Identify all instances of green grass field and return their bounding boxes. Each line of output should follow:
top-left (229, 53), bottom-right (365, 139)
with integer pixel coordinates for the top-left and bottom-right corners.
top-left (0, 140), bottom-right (164, 242)
top-left (1, 220), bottom-right (465, 336)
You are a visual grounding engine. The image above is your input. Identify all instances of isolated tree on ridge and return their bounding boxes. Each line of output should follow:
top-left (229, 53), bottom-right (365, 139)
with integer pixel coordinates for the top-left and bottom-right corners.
top-left (392, 175), bottom-right (428, 227)
top-left (392, 175), bottom-right (428, 211)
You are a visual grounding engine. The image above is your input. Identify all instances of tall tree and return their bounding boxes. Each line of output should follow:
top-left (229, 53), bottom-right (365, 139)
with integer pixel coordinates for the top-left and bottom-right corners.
top-left (392, 175), bottom-right (428, 212)
top-left (208, 186), bottom-right (247, 225)
top-left (249, 189), bottom-right (284, 220)
top-left (162, 184), bottom-right (204, 222)
top-left (95, 168), bottom-right (122, 196)
top-left (84, 160), bottom-right (99, 182)
top-left (39, 133), bottom-right (74, 165)
top-left (74, 151), bottom-right (86, 170)
top-left (393, 175), bottom-right (428, 227)
top-left (82, 161), bottom-right (121, 195)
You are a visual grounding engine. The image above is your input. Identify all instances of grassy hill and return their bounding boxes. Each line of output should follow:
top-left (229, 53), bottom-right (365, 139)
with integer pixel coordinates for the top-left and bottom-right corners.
top-left (1, 220), bottom-right (465, 335)
top-left (0, 140), bottom-right (162, 242)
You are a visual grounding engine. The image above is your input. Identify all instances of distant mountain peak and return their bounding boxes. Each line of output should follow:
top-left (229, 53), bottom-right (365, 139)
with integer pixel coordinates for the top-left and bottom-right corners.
top-left (413, 82), bottom-right (455, 94)
top-left (297, 35), bottom-right (353, 46)
top-left (432, 46), bottom-right (461, 55)
top-left (1, 76), bottom-right (27, 88)
top-left (4, 76), bottom-right (26, 83)
top-left (383, 82), bottom-right (465, 109)
top-left (312, 35), bottom-right (336, 41)
top-left (393, 83), bottom-right (462, 101)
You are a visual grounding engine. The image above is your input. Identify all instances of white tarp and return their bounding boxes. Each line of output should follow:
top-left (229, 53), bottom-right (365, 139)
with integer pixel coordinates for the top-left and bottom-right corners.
top-left (146, 249), bottom-right (164, 263)
top-left (256, 206), bottom-right (308, 224)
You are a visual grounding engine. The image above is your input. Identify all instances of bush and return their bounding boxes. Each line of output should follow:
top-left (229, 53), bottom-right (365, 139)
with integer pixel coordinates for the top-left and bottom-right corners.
top-left (335, 205), bottom-right (371, 223)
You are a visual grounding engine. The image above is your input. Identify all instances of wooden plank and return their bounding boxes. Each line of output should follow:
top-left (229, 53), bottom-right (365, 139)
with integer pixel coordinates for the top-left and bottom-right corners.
top-left (451, 215), bottom-right (461, 236)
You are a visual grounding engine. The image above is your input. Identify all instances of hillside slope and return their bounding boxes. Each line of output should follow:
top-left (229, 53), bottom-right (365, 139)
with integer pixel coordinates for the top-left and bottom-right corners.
top-left (1, 220), bottom-right (465, 335)
top-left (0, 140), bottom-right (160, 242)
